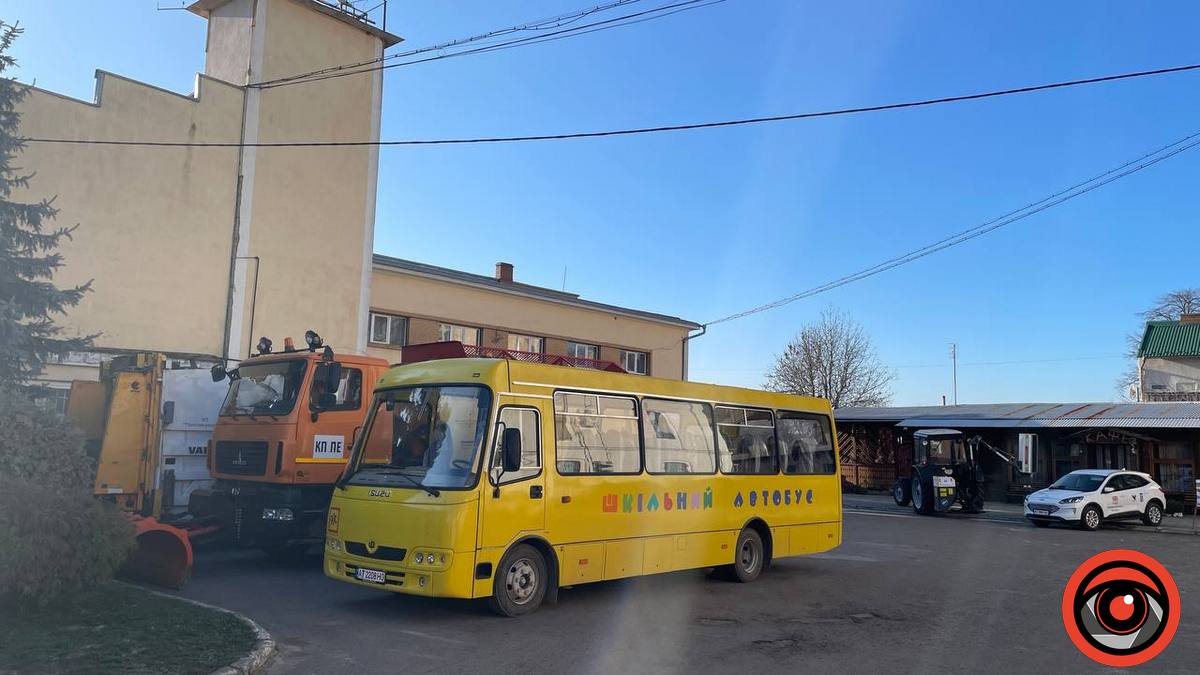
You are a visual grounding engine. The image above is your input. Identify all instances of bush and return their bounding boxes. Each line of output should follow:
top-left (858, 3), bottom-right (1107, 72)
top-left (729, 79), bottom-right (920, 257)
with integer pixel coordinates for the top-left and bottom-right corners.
top-left (0, 392), bottom-right (135, 605)
top-left (0, 390), bottom-right (95, 489)
top-left (0, 477), bottom-right (136, 606)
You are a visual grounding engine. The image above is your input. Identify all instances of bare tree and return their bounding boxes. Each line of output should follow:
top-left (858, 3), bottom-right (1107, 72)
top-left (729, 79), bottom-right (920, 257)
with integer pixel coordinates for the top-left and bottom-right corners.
top-left (1116, 288), bottom-right (1200, 398)
top-left (765, 307), bottom-right (894, 408)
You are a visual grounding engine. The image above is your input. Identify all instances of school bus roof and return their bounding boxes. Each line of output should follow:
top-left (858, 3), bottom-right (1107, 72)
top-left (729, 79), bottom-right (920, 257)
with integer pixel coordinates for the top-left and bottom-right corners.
top-left (375, 358), bottom-right (832, 415)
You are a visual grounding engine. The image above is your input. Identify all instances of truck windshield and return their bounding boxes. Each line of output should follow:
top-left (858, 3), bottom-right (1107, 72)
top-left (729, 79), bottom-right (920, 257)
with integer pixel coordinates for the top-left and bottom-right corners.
top-left (344, 385), bottom-right (492, 490)
top-left (220, 360), bottom-right (307, 416)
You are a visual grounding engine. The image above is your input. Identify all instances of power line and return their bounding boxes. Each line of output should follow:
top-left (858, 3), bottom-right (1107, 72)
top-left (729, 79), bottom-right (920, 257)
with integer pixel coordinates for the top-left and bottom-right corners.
top-left (703, 129), bottom-right (1200, 326)
top-left (248, 0), bottom-right (691, 88)
top-left (258, 0), bottom-right (725, 89)
top-left (22, 62), bottom-right (1200, 148)
top-left (251, 0), bottom-right (646, 87)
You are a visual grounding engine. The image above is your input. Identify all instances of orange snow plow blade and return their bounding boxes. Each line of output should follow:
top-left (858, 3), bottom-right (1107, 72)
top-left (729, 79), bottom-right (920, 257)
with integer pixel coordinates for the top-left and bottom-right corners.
top-left (120, 516), bottom-right (194, 589)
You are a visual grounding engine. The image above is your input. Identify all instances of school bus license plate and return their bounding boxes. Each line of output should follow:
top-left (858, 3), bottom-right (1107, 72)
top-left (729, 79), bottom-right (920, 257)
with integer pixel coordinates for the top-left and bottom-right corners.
top-left (355, 567), bottom-right (386, 584)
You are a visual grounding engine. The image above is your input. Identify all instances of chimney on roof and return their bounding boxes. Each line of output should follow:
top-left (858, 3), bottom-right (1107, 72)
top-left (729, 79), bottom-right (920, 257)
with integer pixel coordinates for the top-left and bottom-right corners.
top-left (1180, 313), bottom-right (1200, 324)
top-left (495, 262), bottom-right (514, 284)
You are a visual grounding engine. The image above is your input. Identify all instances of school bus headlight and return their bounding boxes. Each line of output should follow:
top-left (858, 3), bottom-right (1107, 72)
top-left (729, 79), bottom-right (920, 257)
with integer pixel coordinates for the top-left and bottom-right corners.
top-left (326, 538), bottom-right (341, 552)
top-left (414, 553), bottom-right (425, 564)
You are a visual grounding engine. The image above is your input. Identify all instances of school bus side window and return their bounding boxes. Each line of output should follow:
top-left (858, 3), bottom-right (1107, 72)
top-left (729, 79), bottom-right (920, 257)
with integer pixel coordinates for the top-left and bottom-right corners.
top-left (554, 392), bottom-right (641, 474)
top-left (494, 407), bottom-right (540, 484)
top-left (777, 412), bottom-right (836, 475)
top-left (643, 398), bottom-right (715, 474)
top-left (716, 406), bottom-right (777, 474)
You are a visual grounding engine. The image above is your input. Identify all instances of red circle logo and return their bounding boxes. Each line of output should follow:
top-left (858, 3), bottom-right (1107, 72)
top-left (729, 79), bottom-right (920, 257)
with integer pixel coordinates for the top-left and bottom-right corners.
top-left (1062, 549), bottom-right (1180, 667)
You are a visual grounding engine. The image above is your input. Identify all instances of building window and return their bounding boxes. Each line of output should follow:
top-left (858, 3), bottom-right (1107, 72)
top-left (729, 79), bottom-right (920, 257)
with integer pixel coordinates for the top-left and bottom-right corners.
top-left (619, 349), bottom-right (648, 375)
top-left (566, 341), bottom-right (599, 360)
top-left (33, 387), bottom-right (70, 417)
top-left (370, 313), bottom-right (406, 346)
top-left (507, 334), bottom-right (544, 353)
top-left (440, 323), bottom-right (481, 346)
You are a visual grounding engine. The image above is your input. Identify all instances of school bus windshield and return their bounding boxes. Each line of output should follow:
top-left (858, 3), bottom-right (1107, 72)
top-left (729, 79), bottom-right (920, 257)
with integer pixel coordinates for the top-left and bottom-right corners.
top-left (344, 385), bottom-right (492, 490)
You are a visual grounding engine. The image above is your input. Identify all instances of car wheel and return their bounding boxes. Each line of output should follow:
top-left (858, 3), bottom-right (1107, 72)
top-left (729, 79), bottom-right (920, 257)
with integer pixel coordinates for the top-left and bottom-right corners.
top-left (912, 479), bottom-right (932, 515)
top-left (488, 543), bottom-right (548, 617)
top-left (1030, 519), bottom-right (1051, 528)
top-left (1142, 500), bottom-right (1164, 527)
top-left (1079, 505), bottom-right (1102, 531)
top-left (893, 479), bottom-right (912, 506)
top-left (731, 528), bottom-right (765, 583)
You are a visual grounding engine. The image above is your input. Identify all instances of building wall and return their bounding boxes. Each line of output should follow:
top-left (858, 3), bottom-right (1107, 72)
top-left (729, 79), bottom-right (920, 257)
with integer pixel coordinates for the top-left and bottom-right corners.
top-left (1140, 357), bottom-right (1200, 400)
top-left (227, 0), bottom-right (384, 358)
top-left (367, 268), bottom-right (690, 379)
top-left (14, 73), bottom-right (245, 357)
top-left (13, 0), bottom-right (391, 378)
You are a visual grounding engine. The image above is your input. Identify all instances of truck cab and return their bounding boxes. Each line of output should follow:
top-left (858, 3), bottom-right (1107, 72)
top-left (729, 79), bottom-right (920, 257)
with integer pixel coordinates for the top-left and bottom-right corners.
top-left (189, 335), bottom-right (389, 559)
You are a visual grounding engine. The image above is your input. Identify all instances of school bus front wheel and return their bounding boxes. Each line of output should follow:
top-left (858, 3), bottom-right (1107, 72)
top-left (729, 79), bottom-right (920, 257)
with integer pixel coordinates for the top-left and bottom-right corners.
top-left (489, 543), bottom-right (549, 617)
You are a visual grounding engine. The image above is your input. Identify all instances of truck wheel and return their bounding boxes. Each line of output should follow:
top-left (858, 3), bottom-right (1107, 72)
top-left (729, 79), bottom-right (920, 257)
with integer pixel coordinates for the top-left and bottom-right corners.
top-left (1079, 505), bottom-right (1102, 531)
top-left (892, 479), bottom-right (912, 506)
top-left (731, 528), bottom-right (765, 583)
top-left (1142, 500), bottom-right (1164, 527)
top-left (489, 544), bottom-right (547, 617)
top-left (912, 479), bottom-right (933, 515)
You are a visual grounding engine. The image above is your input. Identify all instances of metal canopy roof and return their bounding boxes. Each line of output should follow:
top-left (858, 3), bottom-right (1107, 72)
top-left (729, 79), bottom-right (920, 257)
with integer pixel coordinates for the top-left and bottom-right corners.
top-left (836, 402), bottom-right (1200, 429)
top-left (1138, 320), bottom-right (1200, 358)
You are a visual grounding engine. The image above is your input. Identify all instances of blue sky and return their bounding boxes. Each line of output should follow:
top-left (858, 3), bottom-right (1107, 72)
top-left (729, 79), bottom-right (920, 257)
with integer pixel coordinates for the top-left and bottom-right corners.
top-left (8, 1), bottom-right (1199, 404)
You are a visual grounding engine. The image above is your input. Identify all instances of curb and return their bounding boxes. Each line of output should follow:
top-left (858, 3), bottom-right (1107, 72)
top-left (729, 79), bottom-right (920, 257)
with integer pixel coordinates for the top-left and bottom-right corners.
top-left (844, 501), bottom-right (1200, 536)
top-left (117, 581), bottom-right (277, 675)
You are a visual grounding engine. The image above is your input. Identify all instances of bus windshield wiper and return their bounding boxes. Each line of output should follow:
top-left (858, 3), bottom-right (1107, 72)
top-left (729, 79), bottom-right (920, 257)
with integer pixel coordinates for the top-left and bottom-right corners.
top-left (376, 467), bottom-right (440, 497)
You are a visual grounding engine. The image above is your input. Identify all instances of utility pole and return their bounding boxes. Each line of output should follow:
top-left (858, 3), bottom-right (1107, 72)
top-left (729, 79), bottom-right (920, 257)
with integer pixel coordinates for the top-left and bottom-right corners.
top-left (949, 343), bottom-right (958, 405)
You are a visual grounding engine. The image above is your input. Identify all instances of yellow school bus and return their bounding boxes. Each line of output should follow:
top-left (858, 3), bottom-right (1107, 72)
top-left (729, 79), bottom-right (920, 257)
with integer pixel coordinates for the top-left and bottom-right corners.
top-left (324, 356), bottom-right (842, 615)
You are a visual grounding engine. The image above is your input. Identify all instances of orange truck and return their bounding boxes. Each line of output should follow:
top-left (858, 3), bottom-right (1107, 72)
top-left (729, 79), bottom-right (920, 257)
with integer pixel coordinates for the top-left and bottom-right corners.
top-left (188, 332), bottom-right (389, 560)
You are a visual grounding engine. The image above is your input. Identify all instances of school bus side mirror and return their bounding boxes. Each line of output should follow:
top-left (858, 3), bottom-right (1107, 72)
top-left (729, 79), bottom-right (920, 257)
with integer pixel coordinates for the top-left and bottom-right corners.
top-left (502, 427), bottom-right (522, 473)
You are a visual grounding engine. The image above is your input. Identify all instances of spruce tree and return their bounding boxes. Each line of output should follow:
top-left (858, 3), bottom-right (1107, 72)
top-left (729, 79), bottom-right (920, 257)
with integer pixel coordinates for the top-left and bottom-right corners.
top-left (0, 22), bottom-right (94, 390)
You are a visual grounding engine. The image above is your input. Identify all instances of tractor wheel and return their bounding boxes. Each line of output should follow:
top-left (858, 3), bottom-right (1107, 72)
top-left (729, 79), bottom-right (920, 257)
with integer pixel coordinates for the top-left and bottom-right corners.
top-left (1079, 505), bottom-right (1103, 531)
top-left (912, 478), bottom-right (933, 515)
top-left (892, 479), bottom-right (912, 506)
top-left (963, 490), bottom-right (985, 514)
top-left (1142, 500), bottom-right (1164, 527)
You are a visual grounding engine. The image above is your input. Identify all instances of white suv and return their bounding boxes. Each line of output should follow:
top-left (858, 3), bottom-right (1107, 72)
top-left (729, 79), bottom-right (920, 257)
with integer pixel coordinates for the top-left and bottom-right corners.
top-left (1024, 469), bottom-right (1166, 531)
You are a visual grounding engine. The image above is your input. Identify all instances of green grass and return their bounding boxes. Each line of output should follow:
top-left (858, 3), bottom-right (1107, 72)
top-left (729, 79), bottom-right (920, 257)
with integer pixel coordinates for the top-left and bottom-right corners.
top-left (0, 582), bottom-right (256, 675)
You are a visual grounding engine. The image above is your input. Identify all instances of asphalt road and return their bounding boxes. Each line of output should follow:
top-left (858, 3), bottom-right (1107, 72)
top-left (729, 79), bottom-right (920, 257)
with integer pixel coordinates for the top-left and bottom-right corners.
top-left (180, 512), bottom-right (1200, 674)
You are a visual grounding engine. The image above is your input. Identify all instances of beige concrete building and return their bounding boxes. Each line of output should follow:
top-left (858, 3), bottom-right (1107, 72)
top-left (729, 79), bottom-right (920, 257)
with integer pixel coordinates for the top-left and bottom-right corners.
top-left (370, 257), bottom-right (698, 379)
top-left (14, 1), bottom-right (697, 405)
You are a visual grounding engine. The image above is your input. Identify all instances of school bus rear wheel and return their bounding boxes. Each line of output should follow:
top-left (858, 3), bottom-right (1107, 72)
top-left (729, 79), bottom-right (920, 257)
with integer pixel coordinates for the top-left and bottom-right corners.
top-left (731, 528), bottom-right (764, 583)
top-left (489, 543), bottom-right (548, 617)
